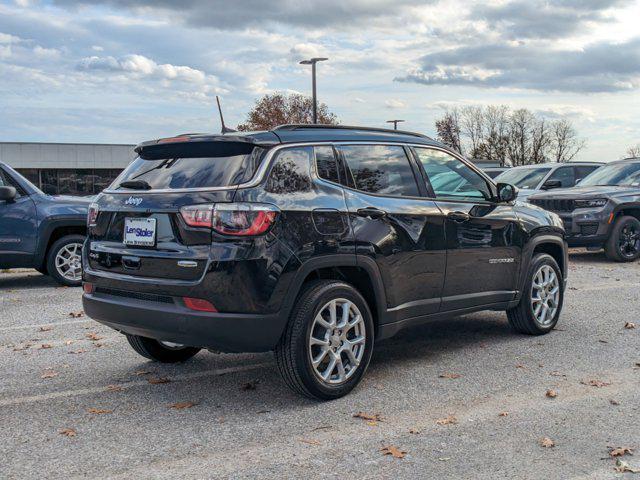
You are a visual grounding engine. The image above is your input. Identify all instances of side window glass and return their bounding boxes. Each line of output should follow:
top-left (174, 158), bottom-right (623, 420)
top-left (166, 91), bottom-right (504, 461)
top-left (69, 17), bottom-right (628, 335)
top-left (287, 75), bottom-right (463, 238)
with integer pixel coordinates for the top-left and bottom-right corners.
top-left (414, 148), bottom-right (492, 201)
top-left (265, 147), bottom-right (313, 194)
top-left (338, 145), bottom-right (419, 197)
top-left (315, 146), bottom-right (341, 184)
top-left (548, 167), bottom-right (575, 188)
top-left (0, 171), bottom-right (5, 186)
top-left (575, 166), bottom-right (598, 183)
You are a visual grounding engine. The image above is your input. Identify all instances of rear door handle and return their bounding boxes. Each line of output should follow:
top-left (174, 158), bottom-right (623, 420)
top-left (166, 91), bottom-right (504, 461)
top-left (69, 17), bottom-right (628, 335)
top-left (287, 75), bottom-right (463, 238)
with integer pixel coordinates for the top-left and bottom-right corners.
top-left (447, 211), bottom-right (470, 222)
top-left (356, 207), bottom-right (387, 219)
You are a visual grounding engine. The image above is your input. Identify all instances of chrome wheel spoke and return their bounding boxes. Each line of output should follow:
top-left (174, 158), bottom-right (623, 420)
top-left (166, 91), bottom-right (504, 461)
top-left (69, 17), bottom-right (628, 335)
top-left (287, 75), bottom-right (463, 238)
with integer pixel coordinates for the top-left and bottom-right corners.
top-left (531, 265), bottom-right (559, 326)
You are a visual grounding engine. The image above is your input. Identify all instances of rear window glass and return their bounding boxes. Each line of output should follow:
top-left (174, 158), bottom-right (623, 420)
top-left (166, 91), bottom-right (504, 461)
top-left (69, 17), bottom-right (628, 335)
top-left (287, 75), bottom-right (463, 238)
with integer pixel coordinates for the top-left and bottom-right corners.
top-left (113, 147), bottom-right (265, 190)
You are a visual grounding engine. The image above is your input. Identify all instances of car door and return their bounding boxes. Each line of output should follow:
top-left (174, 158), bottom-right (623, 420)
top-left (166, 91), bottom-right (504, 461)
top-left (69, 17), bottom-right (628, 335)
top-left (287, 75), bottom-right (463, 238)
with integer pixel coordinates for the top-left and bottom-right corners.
top-left (0, 168), bottom-right (38, 267)
top-left (337, 144), bottom-right (446, 320)
top-left (412, 147), bottom-right (523, 311)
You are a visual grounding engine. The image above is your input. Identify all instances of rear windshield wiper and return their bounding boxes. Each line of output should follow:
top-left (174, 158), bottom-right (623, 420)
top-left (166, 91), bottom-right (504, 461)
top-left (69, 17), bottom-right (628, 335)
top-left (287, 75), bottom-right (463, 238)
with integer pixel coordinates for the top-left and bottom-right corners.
top-left (119, 180), bottom-right (152, 190)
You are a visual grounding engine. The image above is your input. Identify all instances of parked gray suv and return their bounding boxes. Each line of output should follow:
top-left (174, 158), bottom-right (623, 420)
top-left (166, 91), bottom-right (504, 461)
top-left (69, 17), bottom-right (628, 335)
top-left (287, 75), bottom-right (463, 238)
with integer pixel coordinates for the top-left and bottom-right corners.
top-left (529, 158), bottom-right (640, 261)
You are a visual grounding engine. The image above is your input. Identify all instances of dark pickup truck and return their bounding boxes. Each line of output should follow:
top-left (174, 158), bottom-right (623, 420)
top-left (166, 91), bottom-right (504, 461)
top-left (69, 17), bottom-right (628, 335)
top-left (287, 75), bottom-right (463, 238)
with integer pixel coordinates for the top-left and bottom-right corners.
top-left (0, 162), bottom-right (91, 286)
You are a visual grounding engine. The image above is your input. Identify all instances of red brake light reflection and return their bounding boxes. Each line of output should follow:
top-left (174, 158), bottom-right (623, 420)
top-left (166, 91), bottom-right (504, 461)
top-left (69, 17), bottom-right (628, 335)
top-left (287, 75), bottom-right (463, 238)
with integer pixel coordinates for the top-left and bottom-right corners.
top-left (183, 297), bottom-right (217, 312)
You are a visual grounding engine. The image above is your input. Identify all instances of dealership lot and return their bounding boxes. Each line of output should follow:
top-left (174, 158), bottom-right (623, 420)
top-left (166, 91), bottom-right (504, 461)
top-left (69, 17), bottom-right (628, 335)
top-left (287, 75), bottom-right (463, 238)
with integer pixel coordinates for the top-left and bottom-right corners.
top-left (1, 251), bottom-right (639, 479)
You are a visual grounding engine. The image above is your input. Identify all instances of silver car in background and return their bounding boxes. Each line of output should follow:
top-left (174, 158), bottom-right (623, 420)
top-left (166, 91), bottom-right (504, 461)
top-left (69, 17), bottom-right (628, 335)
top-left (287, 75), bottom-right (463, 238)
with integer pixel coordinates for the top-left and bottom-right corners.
top-left (495, 162), bottom-right (602, 201)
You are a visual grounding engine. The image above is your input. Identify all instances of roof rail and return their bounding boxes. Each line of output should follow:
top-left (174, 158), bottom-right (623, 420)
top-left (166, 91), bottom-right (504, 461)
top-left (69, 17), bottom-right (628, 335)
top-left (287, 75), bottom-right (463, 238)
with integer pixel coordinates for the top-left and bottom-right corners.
top-left (273, 124), bottom-right (432, 140)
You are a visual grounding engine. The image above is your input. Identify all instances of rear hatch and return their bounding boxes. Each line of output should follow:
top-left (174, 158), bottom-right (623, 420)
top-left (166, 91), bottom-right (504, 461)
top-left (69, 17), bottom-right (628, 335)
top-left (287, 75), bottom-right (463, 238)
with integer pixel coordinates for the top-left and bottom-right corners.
top-left (86, 137), bottom-right (271, 282)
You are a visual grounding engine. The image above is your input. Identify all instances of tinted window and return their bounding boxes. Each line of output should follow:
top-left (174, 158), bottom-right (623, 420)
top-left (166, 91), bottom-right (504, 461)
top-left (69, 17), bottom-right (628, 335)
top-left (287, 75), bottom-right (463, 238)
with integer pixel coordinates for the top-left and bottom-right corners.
top-left (339, 145), bottom-right (419, 197)
top-left (315, 146), bottom-right (341, 184)
top-left (575, 165), bottom-right (600, 182)
top-left (495, 167), bottom-right (551, 189)
top-left (579, 162), bottom-right (640, 187)
top-left (113, 147), bottom-right (265, 190)
top-left (414, 148), bottom-right (492, 200)
top-left (547, 166), bottom-right (575, 188)
top-left (265, 147), bottom-right (312, 194)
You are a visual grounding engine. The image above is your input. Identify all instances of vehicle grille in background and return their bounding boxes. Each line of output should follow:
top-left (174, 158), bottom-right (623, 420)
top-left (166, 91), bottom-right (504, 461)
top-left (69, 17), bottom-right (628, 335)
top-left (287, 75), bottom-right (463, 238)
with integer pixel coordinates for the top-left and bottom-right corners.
top-left (530, 198), bottom-right (575, 212)
top-left (579, 223), bottom-right (599, 236)
top-left (94, 287), bottom-right (174, 304)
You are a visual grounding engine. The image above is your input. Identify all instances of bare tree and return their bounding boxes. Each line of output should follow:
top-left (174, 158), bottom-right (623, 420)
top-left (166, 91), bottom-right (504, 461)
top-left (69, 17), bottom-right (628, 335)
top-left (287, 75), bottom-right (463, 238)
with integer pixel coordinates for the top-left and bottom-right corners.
top-left (435, 109), bottom-right (462, 154)
top-left (482, 105), bottom-right (510, 165)
top-left (459, 106), bottom-right (484, 158)
top-left (237, 92), bottom-right (338, 131)
top-left (550, 119), bottom-right (586, 162)
top-left (625, 144), bottom-right (640, 158)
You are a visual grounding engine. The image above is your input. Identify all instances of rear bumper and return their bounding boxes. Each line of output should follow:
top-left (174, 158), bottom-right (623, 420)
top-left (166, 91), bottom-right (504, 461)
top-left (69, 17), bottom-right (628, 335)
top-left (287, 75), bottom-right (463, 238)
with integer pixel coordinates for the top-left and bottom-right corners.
top-left (566, 234), bottom-right (608, 248)
top-left (83, 291), bottom-right (287, 353)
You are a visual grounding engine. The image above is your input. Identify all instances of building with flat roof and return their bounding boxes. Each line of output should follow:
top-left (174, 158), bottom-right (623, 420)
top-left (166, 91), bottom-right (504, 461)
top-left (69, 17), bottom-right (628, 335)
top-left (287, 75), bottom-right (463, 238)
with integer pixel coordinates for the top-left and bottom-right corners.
top-left (0, 142), bottom-right (136, 195)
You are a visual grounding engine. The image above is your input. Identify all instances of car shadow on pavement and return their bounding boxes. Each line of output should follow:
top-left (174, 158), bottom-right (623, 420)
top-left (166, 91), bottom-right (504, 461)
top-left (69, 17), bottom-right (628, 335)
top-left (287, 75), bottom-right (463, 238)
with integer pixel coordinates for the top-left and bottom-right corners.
top-left (568, 249), bottom-right (610, 264)
top-left (0, 271), bottom-right (62, 290)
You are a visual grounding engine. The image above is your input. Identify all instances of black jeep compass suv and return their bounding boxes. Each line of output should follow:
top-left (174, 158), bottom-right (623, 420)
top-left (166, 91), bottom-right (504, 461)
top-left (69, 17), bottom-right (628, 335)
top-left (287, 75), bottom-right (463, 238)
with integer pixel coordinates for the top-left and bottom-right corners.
top-left (82, 125), bottom-right (568, 400)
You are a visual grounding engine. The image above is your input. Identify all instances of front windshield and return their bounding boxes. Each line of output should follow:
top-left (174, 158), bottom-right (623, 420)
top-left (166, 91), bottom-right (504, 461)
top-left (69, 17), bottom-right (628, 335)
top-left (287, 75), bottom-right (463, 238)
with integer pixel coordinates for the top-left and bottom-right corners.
top-left (495, 167), bottom-right (551, 189)
top-left (578, 162), bottom-right (640, 187)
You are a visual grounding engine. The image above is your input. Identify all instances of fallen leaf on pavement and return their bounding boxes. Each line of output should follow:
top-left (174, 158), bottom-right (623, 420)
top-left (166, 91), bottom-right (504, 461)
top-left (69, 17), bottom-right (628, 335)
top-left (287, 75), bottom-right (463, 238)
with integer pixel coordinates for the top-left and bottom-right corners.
top-left (65, 340), bottom-right (73, 345)
top-left (39, 344), bottom-right (52, 350)
top-left (610, 447), bottom-right (634, 457)
top-left (133, 370), bottom-right (151, 376)
top-left (381, 445), bottom-right (406, 459)
top-left (87, 408), bottom-right (112, 415)
top-left (13, 343), bottom-right (32, 351)
top-left (409, 428), bottom-right (421, 434)
top-left (68, 311), bottom-right (83, 318)
top-left (299, 439), bottom-right (321, 446)
top-left (86, 333), bottom-right (102, 341)
top-left (615, 459), bottom-right (640, 473)
top-left (41, 370), bottom-right (58, 379)
top-left (148, 377), bottom-right (171, 384)
top-left (539, 437), bottom-right (555, 448)
top-left (546, 389), bottom-right (558, 398)
top-left (436, 415), bottom-right (458, 425)
top-left (106, 385), bottom-right (124, 392)
top-left (549, 371), bottom-right (566, 377)
top-left (241, 380), bottom-right (258, 390)
top-left (498, 411), bottom-right (509, 417)
top-left (68, 349), bottom-right (87, 354)
top-left (59, 428), bottom-right (76, 437)
top-left (439, 373), bottom-right (461, 379)
top-left (625, 322), bottom-right (636, 329)
top-left (516, 364), bottom-right (526, 369)
top-left (39, 326), bottom-right (53, 332)
top-left (581, 379), bottom-right (611, 388)
top-left (169, 402), bottom-right (197, 409)
top-left (610, 399), bottom-right (620, 406)
top-left (353, 412), bottom-right (383, 422)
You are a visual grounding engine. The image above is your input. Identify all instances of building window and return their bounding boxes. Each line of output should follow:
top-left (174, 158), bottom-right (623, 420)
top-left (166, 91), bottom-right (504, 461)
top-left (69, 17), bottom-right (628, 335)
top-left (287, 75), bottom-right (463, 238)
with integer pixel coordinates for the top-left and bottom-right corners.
top-left (16, 168), bottom-right (123, 196)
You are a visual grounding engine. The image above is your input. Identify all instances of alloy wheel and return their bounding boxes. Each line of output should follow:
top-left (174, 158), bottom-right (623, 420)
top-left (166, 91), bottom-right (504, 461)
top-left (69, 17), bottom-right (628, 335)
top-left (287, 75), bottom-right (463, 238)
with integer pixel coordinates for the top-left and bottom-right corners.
top-left (618, 224), bottom-right (640, 258)
top-left (55, 242), bottom-right (83, 282)
top-left (531, 265), bottom-right (560, 326)
top-left (308, 298), bottom-right (366, 385)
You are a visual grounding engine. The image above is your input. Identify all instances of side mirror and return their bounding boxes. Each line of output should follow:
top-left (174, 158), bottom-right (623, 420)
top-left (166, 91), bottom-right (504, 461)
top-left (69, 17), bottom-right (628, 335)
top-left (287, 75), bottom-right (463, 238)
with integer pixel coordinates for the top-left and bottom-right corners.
top-left (497, 183), bottom-right (518, 203)
top-left (541, 179), bottom-right (562, 190)
top-left (0, 185), bottom-right (16, 202)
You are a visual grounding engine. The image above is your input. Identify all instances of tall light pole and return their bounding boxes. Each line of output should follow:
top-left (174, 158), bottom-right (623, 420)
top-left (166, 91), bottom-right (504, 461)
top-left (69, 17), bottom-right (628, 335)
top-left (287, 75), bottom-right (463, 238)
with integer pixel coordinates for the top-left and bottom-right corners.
top-left (299, 57), bottom-right (328, 124)
top-left (386, 120), bottom-right (405, 130)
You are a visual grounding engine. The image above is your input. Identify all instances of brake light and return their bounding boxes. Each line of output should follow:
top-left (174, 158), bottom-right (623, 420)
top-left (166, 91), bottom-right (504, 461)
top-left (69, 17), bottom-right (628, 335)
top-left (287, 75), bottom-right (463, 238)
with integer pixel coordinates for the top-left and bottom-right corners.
top-left (87, 203), bottom-right (99, 227)
top-left (180, 204), bottom-right (214, 228)
top-left (157, 135), bottom-right (191, 144)
top-left (180, 203), bottom-right (279, 236)
top-left (83, 282), bottom-right (95, 294)
top-left (183, 297), bottom-right (217, 312)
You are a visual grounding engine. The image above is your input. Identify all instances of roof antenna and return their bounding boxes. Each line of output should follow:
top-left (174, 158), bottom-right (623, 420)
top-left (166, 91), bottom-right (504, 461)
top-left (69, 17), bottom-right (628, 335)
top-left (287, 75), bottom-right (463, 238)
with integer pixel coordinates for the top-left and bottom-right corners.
top-left (216, 95), bottom-right (237, 134)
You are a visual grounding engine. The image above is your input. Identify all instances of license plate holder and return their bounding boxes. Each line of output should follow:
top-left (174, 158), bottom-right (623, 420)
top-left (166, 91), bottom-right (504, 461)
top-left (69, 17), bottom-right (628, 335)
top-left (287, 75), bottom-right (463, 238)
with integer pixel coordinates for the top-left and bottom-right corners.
top-left (123, 217), bottom-right (157, 247)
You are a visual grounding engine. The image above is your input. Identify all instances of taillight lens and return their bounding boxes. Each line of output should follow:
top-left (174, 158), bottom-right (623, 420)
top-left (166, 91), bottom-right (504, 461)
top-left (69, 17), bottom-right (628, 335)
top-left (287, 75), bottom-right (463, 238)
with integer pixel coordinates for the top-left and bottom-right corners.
top-left (180, 203), bottom-right (279, 236)
top-left (180, 204), bottom-right (214, 228)
top-left (183, 297), bottom-right (217, 312)
top-left (87, 203), bottom-right (99, 227)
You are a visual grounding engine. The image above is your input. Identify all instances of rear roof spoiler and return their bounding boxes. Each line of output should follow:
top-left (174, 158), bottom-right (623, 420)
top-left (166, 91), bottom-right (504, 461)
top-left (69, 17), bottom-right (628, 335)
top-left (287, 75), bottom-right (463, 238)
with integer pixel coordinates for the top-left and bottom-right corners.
top-left (134, 133), bottom-right (280, 160)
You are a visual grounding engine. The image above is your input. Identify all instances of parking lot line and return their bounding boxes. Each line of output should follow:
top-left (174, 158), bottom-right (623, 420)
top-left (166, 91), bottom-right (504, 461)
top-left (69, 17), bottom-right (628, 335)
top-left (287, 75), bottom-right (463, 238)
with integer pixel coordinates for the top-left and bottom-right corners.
top-left (0, 362), bottom-right (271, 407)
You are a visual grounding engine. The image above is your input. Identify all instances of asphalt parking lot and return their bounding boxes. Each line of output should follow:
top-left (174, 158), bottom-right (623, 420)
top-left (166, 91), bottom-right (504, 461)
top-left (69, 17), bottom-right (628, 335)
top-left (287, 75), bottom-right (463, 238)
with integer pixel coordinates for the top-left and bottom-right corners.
top-left (1, 250), bottom-right (639, 479)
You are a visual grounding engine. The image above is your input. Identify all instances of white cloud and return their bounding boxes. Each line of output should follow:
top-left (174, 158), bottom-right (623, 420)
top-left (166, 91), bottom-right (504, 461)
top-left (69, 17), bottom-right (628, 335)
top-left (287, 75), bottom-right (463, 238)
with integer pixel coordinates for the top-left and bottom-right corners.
top-left (385, 99), bottom-right (406, 109)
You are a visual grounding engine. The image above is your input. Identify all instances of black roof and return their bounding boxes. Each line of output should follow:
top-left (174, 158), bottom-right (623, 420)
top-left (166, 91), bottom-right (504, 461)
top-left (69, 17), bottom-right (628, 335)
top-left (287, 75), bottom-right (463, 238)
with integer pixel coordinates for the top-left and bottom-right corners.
top-left (135, 124), bottom-right (443, 158)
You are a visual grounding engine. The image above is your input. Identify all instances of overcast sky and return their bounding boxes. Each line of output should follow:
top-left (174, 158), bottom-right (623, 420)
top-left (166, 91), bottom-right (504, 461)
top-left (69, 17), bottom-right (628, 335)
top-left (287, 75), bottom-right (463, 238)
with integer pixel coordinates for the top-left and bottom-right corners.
top-left (1, 0), bottom-right (638, 161)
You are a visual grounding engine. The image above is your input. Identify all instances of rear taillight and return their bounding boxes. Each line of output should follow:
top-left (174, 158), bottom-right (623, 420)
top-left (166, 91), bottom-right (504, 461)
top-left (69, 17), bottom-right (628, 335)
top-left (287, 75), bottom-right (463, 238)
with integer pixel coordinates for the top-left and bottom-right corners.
top-left (87, 203), bottom-right (99, 227)
top-left (180, 203), bottom-right (279, 236)
top-left (83, 282), bottom-right (95, 294)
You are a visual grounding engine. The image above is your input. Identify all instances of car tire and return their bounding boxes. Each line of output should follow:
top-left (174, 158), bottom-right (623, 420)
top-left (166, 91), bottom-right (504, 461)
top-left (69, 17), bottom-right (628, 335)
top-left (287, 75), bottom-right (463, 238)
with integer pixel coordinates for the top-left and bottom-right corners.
top-left (275, 280), bottom-right (375, 400)
top-left (126, 334), bottom-right (201, 363)
top-left (507, 253), bottom-right (564, 335)
top-left (46, 234), bottom-right (84, 287)
top-left (604, 215), bottom-right (640, 262)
